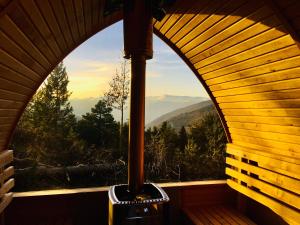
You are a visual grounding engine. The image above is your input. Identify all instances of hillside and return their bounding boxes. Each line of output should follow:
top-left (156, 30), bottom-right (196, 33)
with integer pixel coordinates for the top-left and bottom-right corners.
top-left (70, 95), bottom-right (209, 123)
top-left (146, 100), bottom-right (214, 131)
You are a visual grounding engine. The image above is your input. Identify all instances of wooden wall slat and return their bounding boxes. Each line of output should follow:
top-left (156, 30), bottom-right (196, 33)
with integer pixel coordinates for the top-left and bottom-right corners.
top-left (83, 0), bottom-right (92, 37)
top-left (224, 108), bottom-right (300, 118)
top-left (0, 49), bottom-right (41, 81)
top-left (0, 193), bottom-right (13, 214)
top-left (0, 15), bottom-right (51, 69)
top-left (49, 0), bottom-right (74, 49)
top-left (63, 0), bottom-right (80, 42)
top-left (198, 35), bottom-right (296, 74)
top-left (226, 157), bottom-right (300, 194)
top-left (191, 15), bottom-right (281, 65)
top-left (227, 140), bottom-right (300, 164)
top-left (164, 0), bottom-right (210, 40)
top-left (207, 48), bottom-right (299, 85)
top-left (0, 30), bottom-right (46, 75)
top-left (19, 0), bottom-right (62, 57)
top-left (183, 0), bottom-right (260, 58)
top-left (170, 0), bottom-right (219, 44)
top-left (73, 0), bottom-right (86, 39)
top-left (35, 0), bottom-right (68, 53)
top-left (217, 88), bottom-right (300, 103)
top-left (7, 4), bottom-right (57, 63)
top-left (227, 122), bottom-right (300, 136)
top-left (226, 168), bottom-right (300, 209)
top-left (177, 0), bottom-right (241, 50)
top-left (227, 180), bottom-right (300, 224)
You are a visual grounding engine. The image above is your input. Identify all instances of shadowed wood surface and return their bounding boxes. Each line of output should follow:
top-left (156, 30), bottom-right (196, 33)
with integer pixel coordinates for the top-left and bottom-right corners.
top-left (1, 0), bottom-right (300, 222)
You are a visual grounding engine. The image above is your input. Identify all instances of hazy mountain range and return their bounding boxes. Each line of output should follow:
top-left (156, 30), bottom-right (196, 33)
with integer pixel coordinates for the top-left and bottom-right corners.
top-left (146, 100), bottom-right (214, 131)
top-left (70, 95), bottom-right (209, 124)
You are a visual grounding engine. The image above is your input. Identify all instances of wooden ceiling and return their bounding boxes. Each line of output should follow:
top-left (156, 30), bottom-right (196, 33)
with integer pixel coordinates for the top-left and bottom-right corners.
top-left (0, 0), bottom-right (300, 222)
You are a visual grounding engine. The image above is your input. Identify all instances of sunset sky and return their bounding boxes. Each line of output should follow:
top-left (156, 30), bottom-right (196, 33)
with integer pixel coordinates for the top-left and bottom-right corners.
top-left (64, 21), bottom-right (209, 99)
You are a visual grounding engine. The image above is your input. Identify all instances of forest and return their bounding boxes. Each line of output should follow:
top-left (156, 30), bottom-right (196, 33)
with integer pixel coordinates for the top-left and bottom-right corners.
top-left (10, 62), bottom-right (227, 192)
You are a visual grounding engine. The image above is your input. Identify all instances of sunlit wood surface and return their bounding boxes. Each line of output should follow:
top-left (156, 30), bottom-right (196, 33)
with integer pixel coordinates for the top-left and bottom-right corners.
top-left (0, 0), bottom-right (300, 222)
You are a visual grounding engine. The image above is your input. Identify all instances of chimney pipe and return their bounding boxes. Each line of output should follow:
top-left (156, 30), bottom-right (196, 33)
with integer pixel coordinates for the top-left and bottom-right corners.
top-left (123, 0), bottom-right (153, 195)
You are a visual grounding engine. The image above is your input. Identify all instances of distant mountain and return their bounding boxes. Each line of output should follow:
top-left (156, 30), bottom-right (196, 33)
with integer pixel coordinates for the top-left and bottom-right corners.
top-left (146, 100), bottom-right (214, 131)
top-left (70, 95), bottom-right (209, 123)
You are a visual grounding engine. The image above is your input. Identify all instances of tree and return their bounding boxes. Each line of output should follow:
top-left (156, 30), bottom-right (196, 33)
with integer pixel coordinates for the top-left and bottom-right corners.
top-left (77, 100), bottom-right (118, 148)
top-left (178, 126), bottom-right (188, 152)
top-left (13, 62), bottom-right (82, 166)
top-left (104, 58), bottom-right (130, 153)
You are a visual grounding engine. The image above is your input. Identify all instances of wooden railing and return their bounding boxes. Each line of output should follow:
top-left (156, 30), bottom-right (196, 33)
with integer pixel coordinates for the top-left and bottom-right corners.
top-left (226, 144), bottom-right (300, 224)
top-left (0, 150), bottom-right (14, 214)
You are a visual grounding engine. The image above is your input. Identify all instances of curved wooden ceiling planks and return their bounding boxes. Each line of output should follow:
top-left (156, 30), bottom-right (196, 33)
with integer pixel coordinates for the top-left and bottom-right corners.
top-left (0, 0), bottom-right (300, 222)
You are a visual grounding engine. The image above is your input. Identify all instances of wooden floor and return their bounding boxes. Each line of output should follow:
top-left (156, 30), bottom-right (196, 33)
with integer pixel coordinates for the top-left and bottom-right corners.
top-left (183, 205), bottom-right (257, 225)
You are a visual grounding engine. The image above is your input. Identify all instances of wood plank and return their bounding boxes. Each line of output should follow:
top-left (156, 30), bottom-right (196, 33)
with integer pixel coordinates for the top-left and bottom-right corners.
top-left (220, 99), bottom-right (300, 109)
top-left (231, 133), bottom-right (300, 158)
top-left (218, 206), bottom-right (252, 225)
top-left (0, 89), bottom-right (28, 102)
top-left (226, 157), bottom-right (300, 195)
top-left (0, 30), bottom-right (46, 75)
top-left (184, 0), bottom-right (263, 59)
top-left (0, 150), bottom-right (13, 168)
top-left (227, 146), bottom-right (300, 178)
top-left (164, 0), bottom-right (211, 40)
top-left (170, 0), bottom-right (221, 44)
top-left (223, 206), bottom-right (256, 225)
top-left (183, 208), bottom-right (205, 225)
top-left (35, 0), bottom-right (68, 52)
top-left (0, 110), bottom-right (19, 118)
top-left (0, 166), bottom-right (14, 182)
top-left (227, 179), bottom-right (300, 224)
top-left (0, 119), bottom-right (15, 127)
top-left (227, 168), bottom-right (300, 210)
top-left (0, 99), bottom-right (24, 109)
top-left (227, 121), bottom-right (300, 136)
top-left (0, 178), bottom-right (14, 196)
top-left (0, 193), bottom-right (13, 214)
top-left (49, 0), bottom-right (74, 49)
top-left (7, 4), bottom-right (56, 63)
top-left (189, 4), bottom-right (271, 63)
top-left (217, 89), bottom-right (300, 103)
top-left (199, 208), bottom-right (222, 225)
top-left (230, 128), bottom-right (300, 145)
top-left (73, 0), bottom-right (85, 39)
top-left (199, 35), bottom-right (296, 75)
top-left (206, 207), bottom-right (231, 225)
top-left (83, 0), bottom-right (92, 36)
top-left (19, 0), bottom-right (62, 57)
top-left (213, 78), bottom-right (300, 97)
top-left (0, 76), bottom-right (33, 95)
top-left (91, 0), bottom-right (99, 30)
top-left (225, 115), bottom-right (300, 127)
top-left (203, 45), bottom-right (300, 81)
top-left (210, 60), bottom-right (300, 92)
top-left (191, 15), bottom-right (282, 65)
top-left (177, 0), bottom-right (244, 51)
top-left (213, 206), bottom-right (238, 225)
top-left (227, 143), bottom-right (300, 165)
top-left (0, 15), bottom-right (51, 69)
top-left (1, 48), bottom-right (42, 81)
top-left (159, 0), bottom-right (193, 35)
top-left (223, 108), bottom-right (300, 117)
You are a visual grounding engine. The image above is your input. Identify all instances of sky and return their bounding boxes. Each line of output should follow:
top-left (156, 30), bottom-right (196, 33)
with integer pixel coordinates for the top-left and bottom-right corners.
top-left (64, 21), bottom-right (209, 99)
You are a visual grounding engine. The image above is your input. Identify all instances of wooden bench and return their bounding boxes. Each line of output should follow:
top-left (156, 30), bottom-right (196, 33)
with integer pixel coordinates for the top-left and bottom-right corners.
top-left (183, 205), bottom-right (256, 225)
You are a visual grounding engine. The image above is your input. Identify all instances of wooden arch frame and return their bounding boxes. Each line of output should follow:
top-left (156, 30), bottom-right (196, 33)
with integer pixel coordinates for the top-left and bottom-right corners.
top-left (1, 0), bottom-right (300, 223)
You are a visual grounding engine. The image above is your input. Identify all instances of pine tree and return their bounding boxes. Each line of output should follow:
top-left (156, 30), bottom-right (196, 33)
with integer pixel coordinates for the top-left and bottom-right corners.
top-left (178, 126), bottom-right (188, 152)
top-left (77, 100), bottom-right (118, 148)
top-left (29, 62), bottom-right (79, 166)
